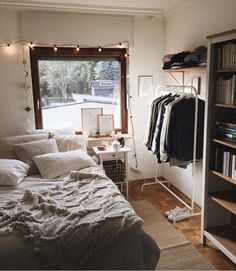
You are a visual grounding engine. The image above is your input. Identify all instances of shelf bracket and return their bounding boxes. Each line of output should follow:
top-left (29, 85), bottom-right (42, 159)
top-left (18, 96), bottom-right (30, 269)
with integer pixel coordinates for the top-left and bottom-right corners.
top-left (165, 70), bottom-right (184, 86)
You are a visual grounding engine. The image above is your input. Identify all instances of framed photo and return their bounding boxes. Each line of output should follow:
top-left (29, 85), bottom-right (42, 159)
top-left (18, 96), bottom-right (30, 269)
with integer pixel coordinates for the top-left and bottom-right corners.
top-left (191, 76), bottom-right (201, 95)
top-left (98, 114), bottom-right (114, 136)
top-left (81, 108), bottom-right (103, 136)
top-left (138, 75), bottom-right (153, 98)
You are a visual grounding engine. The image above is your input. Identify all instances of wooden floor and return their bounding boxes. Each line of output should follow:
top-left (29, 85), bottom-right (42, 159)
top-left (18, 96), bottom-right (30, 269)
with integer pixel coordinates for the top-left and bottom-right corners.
top-left (128, 180), bottom-right (236, 270)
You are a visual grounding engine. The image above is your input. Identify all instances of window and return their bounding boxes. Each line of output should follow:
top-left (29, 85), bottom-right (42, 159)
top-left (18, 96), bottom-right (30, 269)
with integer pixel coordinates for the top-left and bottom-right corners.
top-left (30, 47), bottom-right (127, 133)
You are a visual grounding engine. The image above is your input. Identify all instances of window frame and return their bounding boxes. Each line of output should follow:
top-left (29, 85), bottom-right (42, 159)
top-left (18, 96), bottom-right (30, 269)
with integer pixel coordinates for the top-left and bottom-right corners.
top-left (30, 47), bottom-right (128, 133)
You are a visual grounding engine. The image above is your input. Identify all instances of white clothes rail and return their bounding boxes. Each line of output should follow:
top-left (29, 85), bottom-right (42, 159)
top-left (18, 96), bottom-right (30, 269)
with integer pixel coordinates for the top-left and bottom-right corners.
top-left (141, 85), bottom-right (201, 224)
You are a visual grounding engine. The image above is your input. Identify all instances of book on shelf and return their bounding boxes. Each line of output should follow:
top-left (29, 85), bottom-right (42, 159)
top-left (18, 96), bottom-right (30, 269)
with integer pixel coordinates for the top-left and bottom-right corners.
top-left (215, 147), bottom-right (236, 179)
top-left (217, 41), bottom-right (236, 69)
top-left (217, 126), bottom-right (236, 136)
top-left (215, 74), bottom-right (236, 105)
top-left (216, 121), bottom-right (236, 129)
top-left (218, 134), bottom-right (236, 143)
top-left (216, 122), bottom-right (236, 143)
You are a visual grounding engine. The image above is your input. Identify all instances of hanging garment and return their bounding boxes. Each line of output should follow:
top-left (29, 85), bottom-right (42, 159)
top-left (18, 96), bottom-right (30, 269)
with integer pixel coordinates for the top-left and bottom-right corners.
top-left (143, 96), bottom-right (163, 146)
top-left (144, 92), bottom-right (205, 168)
top-left (151, 95), bottom-right (176, 155)
top-left (166, 97), bottom-right (205, 162)
top-left (145, 94), bottom-right (171, 150)
top-left (159, 95), bottom-right (184, 162)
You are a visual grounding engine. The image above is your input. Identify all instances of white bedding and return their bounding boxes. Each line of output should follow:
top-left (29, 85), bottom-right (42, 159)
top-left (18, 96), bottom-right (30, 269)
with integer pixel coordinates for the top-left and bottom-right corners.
top-left (0, 166), bottom-right (160, 270)
top-left (0, 174), bottom-right (70, 205)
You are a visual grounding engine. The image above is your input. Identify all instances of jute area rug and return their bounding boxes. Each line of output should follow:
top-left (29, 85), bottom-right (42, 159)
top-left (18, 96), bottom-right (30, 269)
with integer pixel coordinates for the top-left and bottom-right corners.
top-left (132, 200), bottom-right (215, 270)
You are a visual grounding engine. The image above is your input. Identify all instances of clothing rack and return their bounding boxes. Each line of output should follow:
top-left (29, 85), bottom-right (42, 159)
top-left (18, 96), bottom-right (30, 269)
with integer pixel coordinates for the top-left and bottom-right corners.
top-left (142, 85), bottom-right (201, 224)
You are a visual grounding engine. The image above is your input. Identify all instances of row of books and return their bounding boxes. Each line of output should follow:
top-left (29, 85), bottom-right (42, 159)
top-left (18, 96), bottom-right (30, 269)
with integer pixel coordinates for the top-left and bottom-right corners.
top-left (216, 121), bottom-right (236, 143)
top-left (215, 75), bottom-right (236, 105)
top-left (217, 41), bottom-right (236, 70)
top-left (215, 147), bottom-right (236, 179)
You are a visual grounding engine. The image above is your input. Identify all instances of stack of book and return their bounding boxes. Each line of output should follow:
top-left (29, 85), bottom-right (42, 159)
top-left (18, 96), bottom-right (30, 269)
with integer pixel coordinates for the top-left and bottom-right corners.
top-left (215, 74), bottom-right (236, 105)
top-left (217, 41), bottom-right (236, 69)
top-left (216, 121), bottom-right (236, 143)
top-left (215, 147), bottom-right (236, 179)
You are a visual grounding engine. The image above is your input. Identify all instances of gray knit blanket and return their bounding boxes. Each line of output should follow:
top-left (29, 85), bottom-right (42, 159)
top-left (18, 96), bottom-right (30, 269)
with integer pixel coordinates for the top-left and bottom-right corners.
top-left (0, 166), bottom-right (143, 269)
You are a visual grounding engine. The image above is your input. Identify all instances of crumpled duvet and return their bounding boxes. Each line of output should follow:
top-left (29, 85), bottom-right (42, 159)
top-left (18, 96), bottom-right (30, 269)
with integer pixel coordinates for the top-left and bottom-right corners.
top-left (0, 166), bottom-right (143, 269)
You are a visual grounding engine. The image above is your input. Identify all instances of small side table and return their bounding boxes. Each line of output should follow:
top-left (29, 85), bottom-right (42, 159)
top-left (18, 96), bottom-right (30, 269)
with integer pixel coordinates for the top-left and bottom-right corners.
top-left (93, 146), bottom-right (131, 199)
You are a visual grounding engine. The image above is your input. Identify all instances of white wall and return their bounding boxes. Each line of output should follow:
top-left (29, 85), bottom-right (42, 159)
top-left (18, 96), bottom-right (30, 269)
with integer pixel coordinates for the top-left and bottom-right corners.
top-left (128, 17), bottom-right (164, 179)
top-left (163, 0), bottom-right (236, 206)
top-left (0, 9), bottom-right (165, 180)
top-left (0, 10), bottom-right (34, 136)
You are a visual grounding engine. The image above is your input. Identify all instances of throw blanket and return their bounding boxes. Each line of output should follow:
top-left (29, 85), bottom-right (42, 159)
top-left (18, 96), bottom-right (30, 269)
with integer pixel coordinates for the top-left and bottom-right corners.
top-left (0, 166), bottom-right (143, 269)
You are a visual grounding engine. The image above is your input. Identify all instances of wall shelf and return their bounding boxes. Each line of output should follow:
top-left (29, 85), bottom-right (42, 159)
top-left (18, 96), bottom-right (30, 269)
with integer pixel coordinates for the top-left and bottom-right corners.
top-left (86, 134), bottom-right (133, 142)
top-left (163, 66), bottom-right (207, 73)
top-left (163, 66), bottom-right (206, 85)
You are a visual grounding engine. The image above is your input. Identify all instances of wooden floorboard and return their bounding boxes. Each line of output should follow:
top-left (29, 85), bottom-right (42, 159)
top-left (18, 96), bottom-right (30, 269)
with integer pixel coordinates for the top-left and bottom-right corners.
top-left (128, 179), bottom-right (236, 270)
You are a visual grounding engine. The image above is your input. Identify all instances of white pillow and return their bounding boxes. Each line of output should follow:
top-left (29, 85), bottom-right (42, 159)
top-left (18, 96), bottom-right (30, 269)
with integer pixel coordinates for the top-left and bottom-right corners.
top-left (0, 159), bottom-right (30, 186)
top-left (34, 149), bottom-right (96, 179)
top-left (0, 134), bottom-right (50, 159)
top-left (14, 138), bottom-right (59, 175)
top-left (55, 135), bottom-right (87, 153)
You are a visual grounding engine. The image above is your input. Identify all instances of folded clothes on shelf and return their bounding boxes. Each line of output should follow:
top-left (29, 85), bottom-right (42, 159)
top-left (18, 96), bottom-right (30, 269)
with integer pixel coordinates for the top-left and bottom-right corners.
top-left (162, 46), bottom-right (207, 70)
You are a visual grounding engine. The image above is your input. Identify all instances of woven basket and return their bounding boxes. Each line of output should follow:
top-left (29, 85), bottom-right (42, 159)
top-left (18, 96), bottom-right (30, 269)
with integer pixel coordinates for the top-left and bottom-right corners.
top-left (103, 160), bottom-right (125, 183)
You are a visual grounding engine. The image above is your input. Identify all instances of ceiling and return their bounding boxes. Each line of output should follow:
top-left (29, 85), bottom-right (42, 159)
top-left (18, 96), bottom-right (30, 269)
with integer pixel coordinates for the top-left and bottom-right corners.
top-left (0, 0), bottom-right (193, 17)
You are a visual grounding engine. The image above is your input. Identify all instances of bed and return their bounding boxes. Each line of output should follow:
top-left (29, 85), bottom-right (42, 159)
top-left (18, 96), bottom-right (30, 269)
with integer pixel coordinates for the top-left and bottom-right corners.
top-left (0, 133), bottom-right (160, 270)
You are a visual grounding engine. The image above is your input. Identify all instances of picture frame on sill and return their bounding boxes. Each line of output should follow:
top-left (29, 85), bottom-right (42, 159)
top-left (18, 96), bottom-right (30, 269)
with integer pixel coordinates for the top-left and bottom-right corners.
top-left (138, 75), bottom-right (153, 98)
top-left (81, 107), bottom-right (103, 137)
top-left (98, 114), bottom-right (114, 136)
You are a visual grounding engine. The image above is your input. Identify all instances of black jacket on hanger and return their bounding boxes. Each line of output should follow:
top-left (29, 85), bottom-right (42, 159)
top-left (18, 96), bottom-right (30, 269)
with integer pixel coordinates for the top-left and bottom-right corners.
top-left (167, 97), bottom-right (205, 161)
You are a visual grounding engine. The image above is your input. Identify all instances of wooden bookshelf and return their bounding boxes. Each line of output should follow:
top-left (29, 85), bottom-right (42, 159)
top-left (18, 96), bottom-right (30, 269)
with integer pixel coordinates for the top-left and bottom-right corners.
top-left (215, 103), bottom-right (236, 109)
top-left (210, 190), bottom-right (236, 215)
top-left (204, 225), bottom-right (236, 263)
top-left (202, 29), bottom-right (236, 264)
top-left (213, 138), bottom-right (236, 149)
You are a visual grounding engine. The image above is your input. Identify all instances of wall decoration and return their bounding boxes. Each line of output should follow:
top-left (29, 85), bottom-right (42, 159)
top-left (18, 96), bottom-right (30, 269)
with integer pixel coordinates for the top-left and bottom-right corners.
top-left (191, 76), bottom-right (201, 95)
top-left (98, 114), bottom-right (114, 136)
top-left (21, 43), bottom-right (32, 122)
top-left (138, 75), bottom-right (153, 98)
top-left (81, 108), bottom-right (103, 136)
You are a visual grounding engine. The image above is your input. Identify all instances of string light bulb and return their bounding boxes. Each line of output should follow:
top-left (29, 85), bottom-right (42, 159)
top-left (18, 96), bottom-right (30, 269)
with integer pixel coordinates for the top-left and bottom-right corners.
top-left (124, 53), bottom-right (129, 58)
top-left (54, 45), bottom-right (58, 52)
top-left (98, 46), bottom-right (102, 52)
top-left (29, 42), bottom-right (34, 49)
top-left (119, 42), bottom-right (122, 48)
top-left (76, 45), bottom-right (80, 51)
top-left (7, 44), bottom-right (10, 47)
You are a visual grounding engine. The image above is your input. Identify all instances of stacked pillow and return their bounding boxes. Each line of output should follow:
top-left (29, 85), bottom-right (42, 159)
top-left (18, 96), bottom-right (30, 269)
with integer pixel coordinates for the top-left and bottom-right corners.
top-left (0, 134), bottom-right (50, 159)
top-left (14, 138), bottom-right (59, 175)
top-left (0, 132), bottom-right (94, 185)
